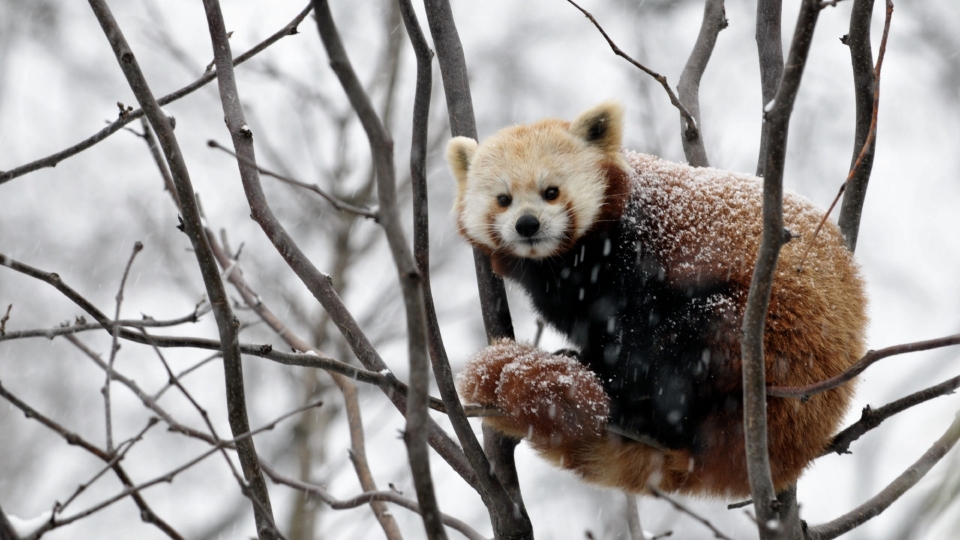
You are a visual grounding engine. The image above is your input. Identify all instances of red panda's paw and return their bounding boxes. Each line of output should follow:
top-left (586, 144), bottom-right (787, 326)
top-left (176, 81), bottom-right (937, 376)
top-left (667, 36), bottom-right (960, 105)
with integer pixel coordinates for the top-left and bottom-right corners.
top-left (497, 351), bottom-right (610, 445)
top-left (456, 339), bottom-right (534, 406)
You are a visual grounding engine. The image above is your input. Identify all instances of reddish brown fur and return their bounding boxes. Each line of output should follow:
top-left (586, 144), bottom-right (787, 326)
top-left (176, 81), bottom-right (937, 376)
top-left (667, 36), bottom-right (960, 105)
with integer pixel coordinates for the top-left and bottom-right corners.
top-left (452, 106), bottom-right (867, 498)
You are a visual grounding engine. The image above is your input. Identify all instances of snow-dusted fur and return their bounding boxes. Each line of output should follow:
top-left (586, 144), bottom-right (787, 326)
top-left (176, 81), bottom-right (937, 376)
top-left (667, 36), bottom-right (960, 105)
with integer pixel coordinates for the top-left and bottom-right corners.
top-left (450, 102), bottom-right (867, 498)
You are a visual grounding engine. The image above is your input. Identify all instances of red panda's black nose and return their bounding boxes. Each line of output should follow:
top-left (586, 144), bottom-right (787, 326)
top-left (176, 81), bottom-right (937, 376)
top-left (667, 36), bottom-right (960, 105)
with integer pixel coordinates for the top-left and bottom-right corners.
top-left (516, 214), bottom-right (540, 237)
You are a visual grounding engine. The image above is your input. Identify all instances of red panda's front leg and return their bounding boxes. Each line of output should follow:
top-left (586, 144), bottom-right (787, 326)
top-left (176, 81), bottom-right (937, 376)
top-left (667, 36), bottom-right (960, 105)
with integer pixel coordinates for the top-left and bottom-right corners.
top-left (457, 340), bottom-right (610, 446)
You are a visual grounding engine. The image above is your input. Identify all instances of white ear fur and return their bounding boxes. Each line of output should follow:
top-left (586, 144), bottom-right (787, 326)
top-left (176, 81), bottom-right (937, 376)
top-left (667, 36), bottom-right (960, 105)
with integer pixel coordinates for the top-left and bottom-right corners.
top-left (569, 100), bottom-right (624, 154)
top-left (446, 137), bottom-right (479, 186)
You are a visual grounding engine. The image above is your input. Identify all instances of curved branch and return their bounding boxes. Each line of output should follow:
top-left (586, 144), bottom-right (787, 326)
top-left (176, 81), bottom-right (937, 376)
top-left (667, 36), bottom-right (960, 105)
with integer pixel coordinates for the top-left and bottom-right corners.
top-left (566, 0), bottom-right (701, 144)
top-left (807, 412), bottom-right (960, 540)
top-left (260, 462), bottom-right (488, 540)
top-left (677, 0), bottom-right (727, 167)
top-left (767, 333), bottom-right (960, 399)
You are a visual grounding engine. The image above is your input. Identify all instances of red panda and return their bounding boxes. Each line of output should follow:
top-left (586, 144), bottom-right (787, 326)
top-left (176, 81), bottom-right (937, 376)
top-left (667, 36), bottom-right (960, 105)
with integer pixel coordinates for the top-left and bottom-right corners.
top-left (448, 101), bottom-right (868, 498)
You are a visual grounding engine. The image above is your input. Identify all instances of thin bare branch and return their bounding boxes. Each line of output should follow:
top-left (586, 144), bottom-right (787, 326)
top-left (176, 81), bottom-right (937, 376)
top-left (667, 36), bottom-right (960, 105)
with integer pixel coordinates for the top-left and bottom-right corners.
top-left (824, 372), bottom-right (960, 456)
top-left (0, 305), bottom-right (11, 336)
top-left (807, 412), bottom-right (960, 540)
top-left (86, 1), bottom-right (275, 535)
top-left (677, 0), bottom-right (727, 167)
top-left (104, 241), bottom-right (144, 453)
top-left (566, 0), bottom-right (701, 144)
top-left (0, 4), bottom-right (312, 186)
top-left (206, 140), bottom-right (379, 220)
top-left (260, 462), bottom-right (489, 540)
top-left (0, 381), bottom-right (184, 540)
top-left (796, 0), bottom-right (893, 267)
top-left (743, 0), bottom-right (824, 536)
top-left (647, 486), bottom-right (735, 540)
top-left (768, 333), bottom-right (960, 399)
top-left (624, 493), bottom-right (643, 540)
top-left (0, 306), bottom-right (209, 343)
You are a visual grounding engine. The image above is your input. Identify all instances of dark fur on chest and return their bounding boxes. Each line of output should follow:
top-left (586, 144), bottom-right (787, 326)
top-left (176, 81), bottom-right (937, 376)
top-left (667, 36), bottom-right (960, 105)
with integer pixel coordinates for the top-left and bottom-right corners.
top-left (496, 221), bottom-right (736, 450)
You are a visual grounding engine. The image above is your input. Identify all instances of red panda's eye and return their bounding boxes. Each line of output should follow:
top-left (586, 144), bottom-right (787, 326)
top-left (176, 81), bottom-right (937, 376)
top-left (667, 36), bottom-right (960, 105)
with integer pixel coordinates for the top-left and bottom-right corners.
top-left (497, 195), bottom-right (512, 207)
top-left (543, 187), bottom-right (560, 201)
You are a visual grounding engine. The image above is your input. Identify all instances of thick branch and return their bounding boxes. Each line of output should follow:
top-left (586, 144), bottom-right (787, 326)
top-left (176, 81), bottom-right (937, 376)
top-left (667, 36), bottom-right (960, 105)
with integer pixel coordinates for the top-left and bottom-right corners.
top-left (85, 2), bottom-right (276, 535)
top-left (755, 0), bottom-right (784, 176)
top-left (0, 4), bottom-right (312, 186)
top-left (309, 1), bottom-right (444, 537)
top-left (837, 0), bottom-right (878, 250)
top-left (422, 0), bottom-right (515, 341)
top-left (807, 412), bottom-right (960, 540)
top-left (743, 0), bottom-right (823, 536)
top-left (677, 0), bottom-right (727, 167)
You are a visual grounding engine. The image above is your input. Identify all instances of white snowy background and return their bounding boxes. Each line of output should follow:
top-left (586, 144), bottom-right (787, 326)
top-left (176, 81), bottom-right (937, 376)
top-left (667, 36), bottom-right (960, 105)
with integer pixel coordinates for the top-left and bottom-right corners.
top-left (1, 0), bottom-right (959, 539)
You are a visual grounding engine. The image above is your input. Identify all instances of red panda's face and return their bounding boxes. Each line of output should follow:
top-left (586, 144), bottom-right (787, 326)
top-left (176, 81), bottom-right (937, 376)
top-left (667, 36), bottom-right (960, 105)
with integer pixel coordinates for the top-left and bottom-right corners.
top-left (447, 101), bottom-right (629, 260)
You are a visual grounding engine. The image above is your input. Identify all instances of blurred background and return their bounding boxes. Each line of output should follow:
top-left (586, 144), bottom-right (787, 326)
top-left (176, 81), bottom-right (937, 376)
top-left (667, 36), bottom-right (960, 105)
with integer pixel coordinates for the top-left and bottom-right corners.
top-left (1, 0), bottom-right (958, 538)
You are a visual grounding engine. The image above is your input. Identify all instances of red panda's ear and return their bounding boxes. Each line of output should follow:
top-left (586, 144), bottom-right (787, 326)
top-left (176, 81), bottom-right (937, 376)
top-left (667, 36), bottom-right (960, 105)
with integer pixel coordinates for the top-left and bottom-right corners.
top-left (570, 100), bottom-right (624, 155)
top-left (446, 137), bottom-right (479, 186)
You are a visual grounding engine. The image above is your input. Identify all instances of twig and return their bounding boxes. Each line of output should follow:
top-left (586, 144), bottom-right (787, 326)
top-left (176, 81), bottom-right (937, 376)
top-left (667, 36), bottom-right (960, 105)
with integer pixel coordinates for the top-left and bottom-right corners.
top-left (677, 0), bottom-right (727, 167)
top-left (796, 0), bottom-right (893, 267)
top-left (22, 400), bottom-right (314, 540)
top-left (824, 372), bottom-right (960, 456)
top-left (104, 241), bottom-right (144, 453)
top-left (0, 305), bottom-right (11, 336)
top-left (0, 4), bottom-right (312, 186)
top-left (0, 306), bottom-right (209, 343)
top-left (565, 0), bottom-right (701, 143)
top-left (57, 418), bottom-right (160, 515)
top-left (806, 411), bottom-right (960, 540)
top-left (743, 0), bottom-right (824, 536)
top-left (152, 351), bottom-right (222, 400)
top-left (647, 486), bottom-right (735, 540)
top-left (0, 381), bottom-right (184, 540)
top-left (206, 140), bottom-right (378, 220)
top-left (86, 1), bottom-right (276, 535)
top-left (259, 462), bottom-right (489, 540)
top-left (767, 333), bottom-right (960, 399)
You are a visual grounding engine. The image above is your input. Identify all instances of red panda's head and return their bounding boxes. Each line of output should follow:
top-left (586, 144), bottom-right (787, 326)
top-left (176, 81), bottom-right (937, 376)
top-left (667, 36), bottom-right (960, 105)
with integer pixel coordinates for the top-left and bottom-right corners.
top-left (446, 101), bottom-right (631, 260)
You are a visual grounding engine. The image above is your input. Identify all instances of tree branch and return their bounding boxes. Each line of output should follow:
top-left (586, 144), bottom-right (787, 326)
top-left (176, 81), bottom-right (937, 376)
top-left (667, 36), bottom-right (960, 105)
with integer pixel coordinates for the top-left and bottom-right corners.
top-left (85, 2), bottom-right (275, 535)
top-left (837, 0), bottom-right (880, 250)
top-left (767, 333), bottom-right (960, 399)
top-left (566, 0), bottom-right (702, 145)
top-left (806, 411), bottom-right (960, 540)
top-left (0, 4), bottom-right (312, 186)
top-left (824, 372), bottom-right (960, 456)
top-left (309, 1), bottom-right (445, 536)
top-left (677, 0), bottom-right (727, 167)
top-left (755, 0), bottom-right (784, 176)
top-left (259, 462), bottom-right (488, 540)
top-left (743, 0), bottom-right (824, 536)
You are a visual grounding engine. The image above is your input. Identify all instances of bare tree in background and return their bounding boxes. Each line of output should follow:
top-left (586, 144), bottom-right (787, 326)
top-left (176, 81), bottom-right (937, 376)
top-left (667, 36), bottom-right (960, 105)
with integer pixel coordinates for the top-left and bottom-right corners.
top-left (1, 1), bottom-right (959, 539)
